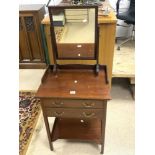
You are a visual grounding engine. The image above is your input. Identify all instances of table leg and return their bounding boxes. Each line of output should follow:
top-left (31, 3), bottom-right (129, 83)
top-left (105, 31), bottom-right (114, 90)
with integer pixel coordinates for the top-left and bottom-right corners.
top-left (100, 103), bottom-right (107, 154)
top-left (43, 114), bottom-right (54, 151)
top-left (100, 120), bottom-right (104, 154)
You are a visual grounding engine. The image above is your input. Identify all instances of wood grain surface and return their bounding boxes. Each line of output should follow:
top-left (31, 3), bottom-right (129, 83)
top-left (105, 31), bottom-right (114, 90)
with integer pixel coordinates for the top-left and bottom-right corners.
top-left (36, 67), bottom-right (111, 100)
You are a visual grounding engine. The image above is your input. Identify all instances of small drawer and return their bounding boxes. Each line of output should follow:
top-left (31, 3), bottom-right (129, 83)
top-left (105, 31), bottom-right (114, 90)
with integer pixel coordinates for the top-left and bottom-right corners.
top-left (45, 108), bottom-right (104, 119)
top-left (42, 99), bottom-right (105, 109)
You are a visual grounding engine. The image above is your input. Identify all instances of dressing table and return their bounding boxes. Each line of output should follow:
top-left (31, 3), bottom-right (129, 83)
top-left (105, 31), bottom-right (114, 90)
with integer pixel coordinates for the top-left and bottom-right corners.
top-left (36, 3), bottom-right (111, 154)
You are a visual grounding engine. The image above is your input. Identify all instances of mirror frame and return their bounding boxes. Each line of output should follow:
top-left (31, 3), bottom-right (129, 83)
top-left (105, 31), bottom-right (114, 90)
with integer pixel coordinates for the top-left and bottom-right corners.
top-left (48, 4), bottom-right (99, 62)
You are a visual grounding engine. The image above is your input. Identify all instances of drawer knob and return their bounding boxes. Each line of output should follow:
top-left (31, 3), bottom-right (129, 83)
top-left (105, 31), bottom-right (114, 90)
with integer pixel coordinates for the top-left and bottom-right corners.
top-left (52, 102), bottom-right (64, 106)
top-left (77, 45), bottom-right (82, 48)
top-left (83, 102), bottom-right (95, 107)
top-left (54, 111), bottom-right (64, 116)
top-left (83, 112), bottom-right (95, 118)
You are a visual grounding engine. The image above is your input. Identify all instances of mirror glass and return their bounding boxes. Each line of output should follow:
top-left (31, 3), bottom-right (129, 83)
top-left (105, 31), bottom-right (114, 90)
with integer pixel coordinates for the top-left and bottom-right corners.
top-left (49, 6), bottom-right (97, 60)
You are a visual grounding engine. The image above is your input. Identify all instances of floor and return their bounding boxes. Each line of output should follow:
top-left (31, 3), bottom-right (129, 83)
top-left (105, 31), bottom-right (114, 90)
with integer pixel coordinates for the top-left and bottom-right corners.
top-left (19, 69), bottom-right (46, 91)
top-left (113, 40), bottom-right (135, 78)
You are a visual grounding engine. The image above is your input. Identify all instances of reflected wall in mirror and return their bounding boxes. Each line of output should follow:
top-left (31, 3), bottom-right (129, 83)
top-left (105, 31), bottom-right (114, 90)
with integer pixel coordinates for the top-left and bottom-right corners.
top-left (48, 5), bottom-right (98, 60)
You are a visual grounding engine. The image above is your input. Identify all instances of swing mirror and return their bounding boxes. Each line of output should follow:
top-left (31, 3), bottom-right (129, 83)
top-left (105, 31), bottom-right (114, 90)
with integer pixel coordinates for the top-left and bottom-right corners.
top-left (48, 4), bottom-right (98, 60)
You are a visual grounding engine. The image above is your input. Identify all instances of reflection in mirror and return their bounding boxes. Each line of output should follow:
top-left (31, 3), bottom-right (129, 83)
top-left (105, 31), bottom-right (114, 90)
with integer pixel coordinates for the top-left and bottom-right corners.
top-left (49, 6), bottom-right (97, 60)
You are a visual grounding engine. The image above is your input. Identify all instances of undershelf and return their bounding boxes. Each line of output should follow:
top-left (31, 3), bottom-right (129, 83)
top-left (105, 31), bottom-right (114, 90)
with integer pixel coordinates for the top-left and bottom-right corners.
top-left (51, 118), bottom-right (102, 144)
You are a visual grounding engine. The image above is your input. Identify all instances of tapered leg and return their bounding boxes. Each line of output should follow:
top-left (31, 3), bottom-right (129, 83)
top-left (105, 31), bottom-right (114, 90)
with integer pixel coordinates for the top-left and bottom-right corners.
top-left (100, 103), bottom-right (107, 154)
top-left (43, 114), bottom-right (54, 151)
top-left (100, 120), bottom-right (104, 154)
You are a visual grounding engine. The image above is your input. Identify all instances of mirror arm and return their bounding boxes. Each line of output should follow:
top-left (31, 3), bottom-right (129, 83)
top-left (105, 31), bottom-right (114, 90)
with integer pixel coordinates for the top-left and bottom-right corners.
top-left (46, 0), bottom-right (52, 7)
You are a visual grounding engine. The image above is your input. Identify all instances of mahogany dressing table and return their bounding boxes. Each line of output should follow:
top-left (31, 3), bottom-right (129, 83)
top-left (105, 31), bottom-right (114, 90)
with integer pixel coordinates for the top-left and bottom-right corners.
top-left (36, 3), bottom-right (111, 154)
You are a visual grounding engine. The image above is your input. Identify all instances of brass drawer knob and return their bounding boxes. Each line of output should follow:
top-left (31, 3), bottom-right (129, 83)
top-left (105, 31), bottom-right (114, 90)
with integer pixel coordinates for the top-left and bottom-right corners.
top-left (54, 111), bottom-right (64, 116)
top-left (83, 102), bottom-right (95, 107)
top-left (83, 112), bottom-right (95, 118)
top-left (78, 53), bottom-right (81, 57)
top-left (52, 102), bottom-right (64, 106)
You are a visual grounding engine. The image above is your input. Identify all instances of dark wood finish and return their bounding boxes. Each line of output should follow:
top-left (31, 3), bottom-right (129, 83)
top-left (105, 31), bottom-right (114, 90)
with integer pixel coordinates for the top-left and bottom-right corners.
top-left (43, 98), bottom-right (106, 108)
top-left (51, 118), bottom-right (102, 143)
top-left (45, 108), bottom-right (104, 118)
top-left (42, 106), bottom-right (54, 151)
top-left (57, 43), bottom-right (95, 59)
top-left (37, 66), bottom-right (110, 100)
top-left (19, 63), bottom-right (47, 69)
top-left (36, 66), bottom-right (110, 154)
top-left (101, 103), bottom-right (107, 154)
top-left (19, 4), bottom-right (46, 69)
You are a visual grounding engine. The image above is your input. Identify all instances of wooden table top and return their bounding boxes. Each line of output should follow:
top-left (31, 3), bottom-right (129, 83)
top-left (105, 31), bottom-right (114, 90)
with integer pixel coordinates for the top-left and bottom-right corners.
top-left (36, 67), bottom-right (111, 100)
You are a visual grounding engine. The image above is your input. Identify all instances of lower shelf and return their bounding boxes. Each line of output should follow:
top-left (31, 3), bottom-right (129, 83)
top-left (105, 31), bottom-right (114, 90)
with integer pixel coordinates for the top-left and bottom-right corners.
top-left (51, 118), bottom-right (102, 144)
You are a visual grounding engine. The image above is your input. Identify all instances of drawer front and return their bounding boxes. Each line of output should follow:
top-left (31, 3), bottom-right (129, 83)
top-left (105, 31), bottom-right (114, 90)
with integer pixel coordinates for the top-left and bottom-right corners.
top-left (45, 108), bottom-right (104, 119)
top-left (57, 43), bottom-right (95, 59)
top-left (42, 99), bottom-right (105, 109)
